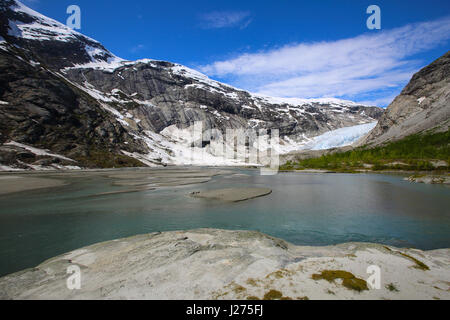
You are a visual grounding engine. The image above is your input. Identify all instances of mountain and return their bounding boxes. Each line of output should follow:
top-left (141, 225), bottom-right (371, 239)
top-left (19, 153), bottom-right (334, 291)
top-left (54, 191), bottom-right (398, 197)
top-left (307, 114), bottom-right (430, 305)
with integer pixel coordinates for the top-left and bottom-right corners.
top-left (358, 51), bottom-right (450, 146)
top-left (0, 0), bottom-right (383, 170)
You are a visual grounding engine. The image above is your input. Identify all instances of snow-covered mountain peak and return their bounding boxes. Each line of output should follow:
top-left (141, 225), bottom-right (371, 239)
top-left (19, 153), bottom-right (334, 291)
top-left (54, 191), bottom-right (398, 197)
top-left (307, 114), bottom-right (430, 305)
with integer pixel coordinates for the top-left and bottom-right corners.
top-left (5, 1), bottom-right (103, 45)
top-left (1, 0), bottom-right (121, 68)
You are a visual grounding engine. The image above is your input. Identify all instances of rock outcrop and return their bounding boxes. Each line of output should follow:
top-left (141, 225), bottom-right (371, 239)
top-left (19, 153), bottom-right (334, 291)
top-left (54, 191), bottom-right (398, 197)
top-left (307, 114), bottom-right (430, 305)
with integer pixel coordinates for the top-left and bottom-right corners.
top-left (359, 51), bottom-right (450, 146)
top-left (0, 46), bottom-right (149, 168)
top-left (0, 229), bottom-right (448, 300)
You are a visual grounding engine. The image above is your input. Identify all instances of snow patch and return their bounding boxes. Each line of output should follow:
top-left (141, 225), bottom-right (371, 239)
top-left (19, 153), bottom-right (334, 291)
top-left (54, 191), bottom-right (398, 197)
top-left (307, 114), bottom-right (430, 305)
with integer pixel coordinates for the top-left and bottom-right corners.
top-left (9, 1), bottom-right (97, 44)
top-left (252, 94), bottom-right (374, 108)
top-left (4, 141), bottom-right (76, 162)
top-left (0, 164), bottom-right (24, 171)
top-left (125, 125), bottom-right (259, 167)
top-left (417, 97), bottom-right (426, 105)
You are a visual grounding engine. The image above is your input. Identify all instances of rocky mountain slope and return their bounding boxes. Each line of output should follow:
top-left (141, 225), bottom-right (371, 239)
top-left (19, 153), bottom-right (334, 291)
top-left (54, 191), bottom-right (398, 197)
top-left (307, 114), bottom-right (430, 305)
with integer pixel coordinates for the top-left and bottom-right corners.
top-left (0, 1), bottom-right (383, 169)
top-left (359, 51), bottom-right (450, 146)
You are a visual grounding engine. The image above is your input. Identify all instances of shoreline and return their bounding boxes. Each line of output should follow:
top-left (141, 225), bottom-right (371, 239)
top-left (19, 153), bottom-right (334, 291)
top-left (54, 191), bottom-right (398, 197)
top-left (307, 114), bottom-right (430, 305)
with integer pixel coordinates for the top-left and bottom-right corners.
top-left (0, 228), bottom-right (448, 300)
top-left (279, 169), bottom-right (450, 184)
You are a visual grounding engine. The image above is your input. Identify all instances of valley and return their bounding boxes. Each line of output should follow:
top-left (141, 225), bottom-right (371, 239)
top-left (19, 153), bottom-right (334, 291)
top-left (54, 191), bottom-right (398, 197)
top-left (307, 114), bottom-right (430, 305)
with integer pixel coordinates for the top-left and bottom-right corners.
top-left (0, 0), bottom-right (448, 301)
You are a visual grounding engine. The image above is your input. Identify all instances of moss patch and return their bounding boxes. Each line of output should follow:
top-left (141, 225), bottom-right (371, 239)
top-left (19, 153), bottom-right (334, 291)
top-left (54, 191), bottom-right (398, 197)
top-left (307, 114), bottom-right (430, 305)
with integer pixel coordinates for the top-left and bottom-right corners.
top-left (246, 278), bottom-right (259, 286)
top-left (312, 270), bottom-right (369, 292)
top-left (399, 252), bottom-right (429, 271)
top-left (384, 247), bottom-right (429, 271)
top-left (263, 290), bottom-right (283, 300)
top-left (232, 284), bottom-right (247, 294)
top-left (265, 269), bottom-right (293, 279)
top-left (213, 282), bottom-right (247, 299)
top-left (386, 283), bottom-right (399, 292)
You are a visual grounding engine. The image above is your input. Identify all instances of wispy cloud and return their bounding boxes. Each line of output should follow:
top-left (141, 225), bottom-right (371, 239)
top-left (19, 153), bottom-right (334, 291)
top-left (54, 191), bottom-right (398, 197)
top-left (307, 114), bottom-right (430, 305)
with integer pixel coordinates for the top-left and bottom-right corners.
top-left (130, 44), bottom-right (146, 53)
top-left (199, 11), bottom-right (252, 29)
top-left (200, 17), bottom-right (450, 106)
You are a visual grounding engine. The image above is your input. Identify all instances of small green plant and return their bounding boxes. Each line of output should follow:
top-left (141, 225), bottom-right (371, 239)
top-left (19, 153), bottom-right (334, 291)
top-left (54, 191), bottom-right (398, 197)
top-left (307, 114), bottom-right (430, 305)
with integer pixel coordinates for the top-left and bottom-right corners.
top-left (386, 283), bottom-right (399, 292)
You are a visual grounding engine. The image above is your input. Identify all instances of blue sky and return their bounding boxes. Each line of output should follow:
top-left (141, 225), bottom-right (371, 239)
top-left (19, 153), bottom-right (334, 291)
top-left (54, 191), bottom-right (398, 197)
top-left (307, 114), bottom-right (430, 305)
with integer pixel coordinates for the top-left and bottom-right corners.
top-left (22, 0), bottom-right (450, 106)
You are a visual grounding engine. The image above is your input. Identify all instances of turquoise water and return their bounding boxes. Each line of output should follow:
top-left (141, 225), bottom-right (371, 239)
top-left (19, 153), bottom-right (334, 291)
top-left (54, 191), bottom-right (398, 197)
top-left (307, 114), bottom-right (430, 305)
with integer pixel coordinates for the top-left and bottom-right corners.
top-left (0, 169), bottom-right (449, 277)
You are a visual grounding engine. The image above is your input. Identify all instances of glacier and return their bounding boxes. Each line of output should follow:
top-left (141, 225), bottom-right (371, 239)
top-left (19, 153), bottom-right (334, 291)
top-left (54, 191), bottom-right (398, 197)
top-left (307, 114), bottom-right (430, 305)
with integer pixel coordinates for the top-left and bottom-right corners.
top-left (300, 122), bottom-right (378, 150)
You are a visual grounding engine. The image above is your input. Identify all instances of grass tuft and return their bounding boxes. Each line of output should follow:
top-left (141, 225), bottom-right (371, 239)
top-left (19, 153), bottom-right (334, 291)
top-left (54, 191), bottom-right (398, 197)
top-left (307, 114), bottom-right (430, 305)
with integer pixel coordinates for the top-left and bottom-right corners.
top-left (280, 130), bottom-right (450, 172)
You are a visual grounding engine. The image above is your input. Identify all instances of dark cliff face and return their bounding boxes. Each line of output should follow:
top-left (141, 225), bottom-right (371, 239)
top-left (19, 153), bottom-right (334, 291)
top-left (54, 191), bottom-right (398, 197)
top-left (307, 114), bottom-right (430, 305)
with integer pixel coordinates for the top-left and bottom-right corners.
top-left (361, 51), bottom-right (450, 146)
top-left (0, 0), bottom-right (384, 169)
top-left (0, 47), bottom-right (147, 168)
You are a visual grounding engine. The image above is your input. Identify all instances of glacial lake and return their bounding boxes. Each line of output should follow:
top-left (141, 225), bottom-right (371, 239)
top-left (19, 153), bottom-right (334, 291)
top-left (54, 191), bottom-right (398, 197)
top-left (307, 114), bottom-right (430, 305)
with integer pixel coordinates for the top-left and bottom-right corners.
top-left (0, 168), bottom-right (449, 277)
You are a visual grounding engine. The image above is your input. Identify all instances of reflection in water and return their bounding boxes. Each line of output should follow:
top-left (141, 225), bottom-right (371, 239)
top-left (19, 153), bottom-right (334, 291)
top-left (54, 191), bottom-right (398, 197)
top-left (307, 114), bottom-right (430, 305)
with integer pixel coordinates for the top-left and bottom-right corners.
top-left (0, 169), bottom-right (449, 277)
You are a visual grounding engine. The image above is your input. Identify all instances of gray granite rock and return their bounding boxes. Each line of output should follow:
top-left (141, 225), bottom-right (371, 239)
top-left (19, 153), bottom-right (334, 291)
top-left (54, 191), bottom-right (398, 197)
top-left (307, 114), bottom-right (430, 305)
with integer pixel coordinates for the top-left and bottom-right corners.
top-left (0, 228), bottom-right (448, 300)
top-left (359, 51), bottom-right (450, 146)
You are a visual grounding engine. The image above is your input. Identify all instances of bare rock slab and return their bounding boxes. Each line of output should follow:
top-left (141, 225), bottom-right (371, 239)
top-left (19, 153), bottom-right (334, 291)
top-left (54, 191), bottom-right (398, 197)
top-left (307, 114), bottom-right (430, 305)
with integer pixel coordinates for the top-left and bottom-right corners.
top-left (0, 229), bottom-right (449, 300)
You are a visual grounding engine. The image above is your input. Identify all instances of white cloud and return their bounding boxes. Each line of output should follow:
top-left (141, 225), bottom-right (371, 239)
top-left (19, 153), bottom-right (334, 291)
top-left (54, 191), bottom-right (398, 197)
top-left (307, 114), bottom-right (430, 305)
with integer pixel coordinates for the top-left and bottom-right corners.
top-left (199, 11), bottom-right (252, 29)
top-left (130, 44), bottom-right (145, 53)
top-left (200, 16), bottom-right (450, 106)
top-left (357, 94), bottom-right (399, 108)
